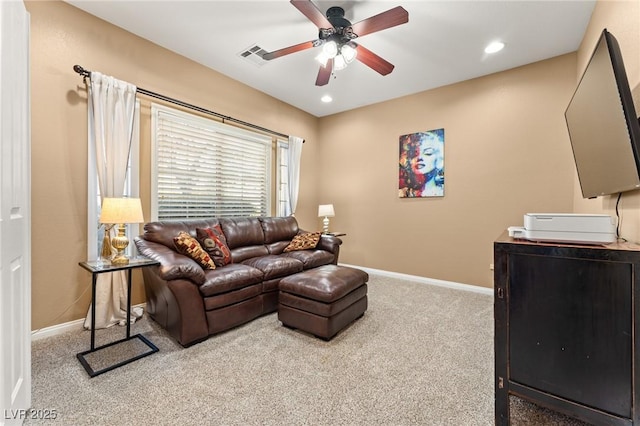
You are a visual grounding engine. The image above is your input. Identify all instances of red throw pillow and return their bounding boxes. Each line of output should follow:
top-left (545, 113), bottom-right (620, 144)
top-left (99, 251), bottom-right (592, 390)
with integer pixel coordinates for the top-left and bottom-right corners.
top-left (196, 225), bottom-right (232, 267)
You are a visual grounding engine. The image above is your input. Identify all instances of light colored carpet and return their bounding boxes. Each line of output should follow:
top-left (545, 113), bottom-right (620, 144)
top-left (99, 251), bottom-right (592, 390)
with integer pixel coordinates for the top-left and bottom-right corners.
top-left (26, 274), bottom-right (588, 425)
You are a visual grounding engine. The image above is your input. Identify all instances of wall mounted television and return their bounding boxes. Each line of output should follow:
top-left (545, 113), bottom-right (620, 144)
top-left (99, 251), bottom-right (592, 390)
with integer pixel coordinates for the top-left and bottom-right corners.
top-left (565, 28), bottom-right (640, 199)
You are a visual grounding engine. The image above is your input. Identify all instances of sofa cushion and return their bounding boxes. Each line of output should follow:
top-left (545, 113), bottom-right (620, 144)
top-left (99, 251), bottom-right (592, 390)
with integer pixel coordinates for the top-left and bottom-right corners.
top-left (266, 240), bottom-right (290, 255)
top-left (279, 265), bottom-right (369, 303)
top-left (173, 232), bottom-right (216, 270)
top-left (283, 232), bottom-right (321, 252)
top-left (260, 216), bottom-right (299, 244)
top-left (282, 250), bottom-right (336, 269)
top-left (219, 217), bottom-right (265, 249)
top-left (196, 226), bottom-right (232, 267)
top-left (199, 264), bottom-right (264, 297)
top-left (229, 245), bottom-right (270, 264)
top-left (241, 255), bottom-right (303, 280)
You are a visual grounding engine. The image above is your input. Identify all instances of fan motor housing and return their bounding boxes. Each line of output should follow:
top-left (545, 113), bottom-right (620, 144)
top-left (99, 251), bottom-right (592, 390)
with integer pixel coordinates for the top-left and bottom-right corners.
top-left (326, 6), bottom-right (351, 29)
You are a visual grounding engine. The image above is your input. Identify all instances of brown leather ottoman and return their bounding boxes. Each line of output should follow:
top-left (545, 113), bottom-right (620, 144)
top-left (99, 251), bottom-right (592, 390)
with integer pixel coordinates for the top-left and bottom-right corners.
top-left (278, 265), bottom-right (368, 340)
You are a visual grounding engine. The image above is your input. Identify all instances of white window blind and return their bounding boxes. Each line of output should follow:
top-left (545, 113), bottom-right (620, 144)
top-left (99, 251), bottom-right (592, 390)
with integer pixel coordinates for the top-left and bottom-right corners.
top-left (151, 104), bottom-right (272, 220)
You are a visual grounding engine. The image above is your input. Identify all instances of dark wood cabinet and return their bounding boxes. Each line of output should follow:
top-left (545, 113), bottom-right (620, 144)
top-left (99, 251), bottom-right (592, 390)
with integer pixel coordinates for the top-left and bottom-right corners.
top-left (494, 231), bottom-right (640, 425)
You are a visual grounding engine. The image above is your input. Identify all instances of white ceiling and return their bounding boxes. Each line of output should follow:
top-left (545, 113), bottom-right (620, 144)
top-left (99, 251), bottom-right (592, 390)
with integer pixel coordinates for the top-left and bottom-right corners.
top-left (65, 0), bottom-right (596, 117)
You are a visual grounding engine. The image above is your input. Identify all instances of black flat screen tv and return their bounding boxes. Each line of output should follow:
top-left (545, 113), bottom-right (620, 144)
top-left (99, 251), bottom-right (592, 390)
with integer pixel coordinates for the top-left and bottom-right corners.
top-left (565, 28), bottom-right (640, 199)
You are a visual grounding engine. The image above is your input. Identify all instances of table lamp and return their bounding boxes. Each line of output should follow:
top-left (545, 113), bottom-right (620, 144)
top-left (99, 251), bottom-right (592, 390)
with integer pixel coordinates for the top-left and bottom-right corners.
top-left (318, 204), bottom-right (335, 234)
top-left (99, 197), bottom-right (144, 265)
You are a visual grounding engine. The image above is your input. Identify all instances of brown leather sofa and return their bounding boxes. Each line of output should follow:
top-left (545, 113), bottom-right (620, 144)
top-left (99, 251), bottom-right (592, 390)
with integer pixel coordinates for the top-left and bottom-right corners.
top-left (134, 216), bottom-right (342, 346)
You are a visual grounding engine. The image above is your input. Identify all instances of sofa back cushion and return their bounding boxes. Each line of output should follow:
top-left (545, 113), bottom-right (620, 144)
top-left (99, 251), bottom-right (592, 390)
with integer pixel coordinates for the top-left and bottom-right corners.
top-left (260, 216), bottom-right (299, 244)
top-left (219, 217), bottom-right (268, 263)
top-left (260, 216), bottom-right (300, 255)
top-left (142, 219), bottom-right (221, 250)
top-left (219, 217), bottom-right (265, 248)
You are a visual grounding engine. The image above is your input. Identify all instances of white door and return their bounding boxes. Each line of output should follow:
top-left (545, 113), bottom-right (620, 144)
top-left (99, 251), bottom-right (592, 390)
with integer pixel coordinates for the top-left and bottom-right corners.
top-left (0, 1), bottom-right (31, 425)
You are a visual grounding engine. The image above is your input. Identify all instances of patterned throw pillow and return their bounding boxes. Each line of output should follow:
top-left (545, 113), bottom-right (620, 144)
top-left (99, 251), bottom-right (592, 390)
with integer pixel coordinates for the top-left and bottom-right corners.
top-left (283, 232), bottom-right (321, 252)
top-left (173, 231), bottom-right (216, 270)
top-left (196, 226), bottom-right (232, 267)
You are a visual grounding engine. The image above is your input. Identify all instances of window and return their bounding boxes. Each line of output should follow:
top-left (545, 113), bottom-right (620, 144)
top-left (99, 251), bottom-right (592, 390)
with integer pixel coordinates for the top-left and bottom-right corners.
top-left (87, 102), bottom-right (140, 260)
top-left (151, 104), bottom-right (273, 220)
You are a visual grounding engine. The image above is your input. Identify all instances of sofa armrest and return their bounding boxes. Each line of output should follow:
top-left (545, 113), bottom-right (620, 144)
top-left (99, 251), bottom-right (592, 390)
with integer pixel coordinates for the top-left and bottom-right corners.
top-left (134, 237), bottom-right (206, 285)
top-left (138, 251), bottom-right (209, 346)
top-left (316, 234), bottom-right (343, 254)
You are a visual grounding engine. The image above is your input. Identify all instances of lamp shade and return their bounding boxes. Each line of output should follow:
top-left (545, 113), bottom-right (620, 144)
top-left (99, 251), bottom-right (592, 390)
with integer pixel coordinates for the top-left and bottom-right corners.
top-left (318, 204), bottom-right (335, 217)
top-left (99, 197), bottom-right (144, 224)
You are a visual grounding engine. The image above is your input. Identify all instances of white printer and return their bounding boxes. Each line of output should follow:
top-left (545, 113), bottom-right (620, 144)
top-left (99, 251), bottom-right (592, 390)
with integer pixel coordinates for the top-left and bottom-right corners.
top-left (508, 213), bottom-right (617, 244)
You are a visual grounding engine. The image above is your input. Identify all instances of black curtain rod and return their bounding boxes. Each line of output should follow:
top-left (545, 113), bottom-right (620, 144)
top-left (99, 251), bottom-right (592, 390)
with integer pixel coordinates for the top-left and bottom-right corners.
top-left (73, 65), bottom-right (293, 140)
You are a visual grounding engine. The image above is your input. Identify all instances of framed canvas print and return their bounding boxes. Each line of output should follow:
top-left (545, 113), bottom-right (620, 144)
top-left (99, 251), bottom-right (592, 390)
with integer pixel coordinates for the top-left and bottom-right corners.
top-left (399, 129), bottom-right (444, 198)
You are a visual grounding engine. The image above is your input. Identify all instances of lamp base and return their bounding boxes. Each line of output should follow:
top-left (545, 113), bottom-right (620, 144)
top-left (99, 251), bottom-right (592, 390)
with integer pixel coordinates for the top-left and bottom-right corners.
top-left (110, 224), bottom-right (130, 265)
top-left (111, 253), bottom-right (130, 265)
top-left (322, 216), bottom-right (330, 234)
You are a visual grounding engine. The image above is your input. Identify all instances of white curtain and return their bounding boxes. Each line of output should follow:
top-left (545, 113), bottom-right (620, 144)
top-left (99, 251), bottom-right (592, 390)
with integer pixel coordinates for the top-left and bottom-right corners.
top-left (84, 72), bottom-right (140, 330)
top-left (287, 135), bottom-right (304, 216)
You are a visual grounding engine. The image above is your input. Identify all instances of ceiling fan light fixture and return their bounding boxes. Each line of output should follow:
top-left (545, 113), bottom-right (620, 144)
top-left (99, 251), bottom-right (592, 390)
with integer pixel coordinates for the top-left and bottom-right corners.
top-left (334, 54), bottom-right (347, 71)
top-left (315, 51), bottom-right (330, 67)
top-left (321, 95), bottom-right (333, 103)
top-left (341, 44), bottom-right (357, 63)
top-left (322, 40), bottom-right (338, 58)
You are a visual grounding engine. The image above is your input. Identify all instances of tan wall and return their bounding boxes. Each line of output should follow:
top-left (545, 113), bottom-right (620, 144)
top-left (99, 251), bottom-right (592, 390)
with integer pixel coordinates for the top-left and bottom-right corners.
top-left (317, 54), bottom-right (578, 288)
top-left (572, 0), bottom-right (640, 239)
top-left (26, 0), bottom-right (320, 330)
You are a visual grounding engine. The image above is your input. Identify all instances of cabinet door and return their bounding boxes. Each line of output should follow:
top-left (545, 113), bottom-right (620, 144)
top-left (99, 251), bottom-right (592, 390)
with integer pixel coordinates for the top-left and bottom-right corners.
top-left (508, 253), bottom-right (632, 418)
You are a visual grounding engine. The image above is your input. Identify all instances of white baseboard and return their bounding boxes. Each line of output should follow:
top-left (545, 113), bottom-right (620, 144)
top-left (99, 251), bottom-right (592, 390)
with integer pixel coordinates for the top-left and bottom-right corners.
top-left (31, 303), bottom-right (147, 341)
top-left (339, 263), bottom-right (494, 296)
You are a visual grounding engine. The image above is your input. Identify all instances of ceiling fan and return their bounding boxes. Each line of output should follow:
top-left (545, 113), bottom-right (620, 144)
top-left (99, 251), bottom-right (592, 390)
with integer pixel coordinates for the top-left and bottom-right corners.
top-left (262, 0), bottom-right (409, 86)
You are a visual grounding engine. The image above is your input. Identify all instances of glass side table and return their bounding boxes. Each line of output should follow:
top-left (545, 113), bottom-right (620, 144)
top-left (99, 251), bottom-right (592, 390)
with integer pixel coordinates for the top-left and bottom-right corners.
top-left (325, 232), bottom-right (346, 237)
top-left (77, 257), bottom-right (160, 377)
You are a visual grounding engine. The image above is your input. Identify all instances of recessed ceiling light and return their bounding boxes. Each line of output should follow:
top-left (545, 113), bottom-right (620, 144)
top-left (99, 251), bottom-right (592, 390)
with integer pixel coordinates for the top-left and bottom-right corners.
top-left (485, 41), bottom-right (505, 54)
top-left (321, 95), bottom-right (333, 103)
